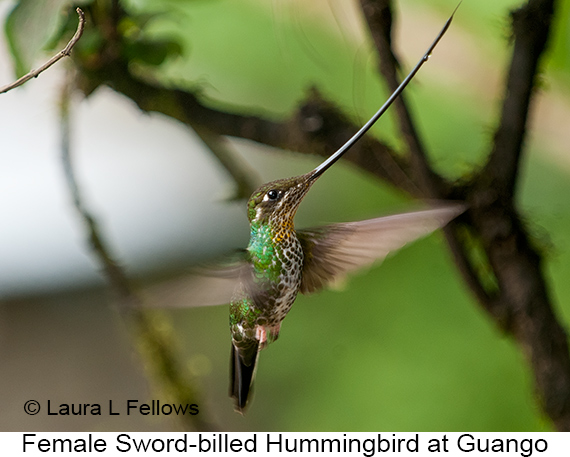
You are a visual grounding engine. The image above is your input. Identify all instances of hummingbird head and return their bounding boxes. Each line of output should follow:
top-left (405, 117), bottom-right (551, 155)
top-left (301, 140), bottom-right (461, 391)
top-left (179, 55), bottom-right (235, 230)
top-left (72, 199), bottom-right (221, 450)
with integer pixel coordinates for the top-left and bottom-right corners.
top-left (246, 132), bottom-right (357, 226)
top-left (247, 172), bottom-right (315, 226)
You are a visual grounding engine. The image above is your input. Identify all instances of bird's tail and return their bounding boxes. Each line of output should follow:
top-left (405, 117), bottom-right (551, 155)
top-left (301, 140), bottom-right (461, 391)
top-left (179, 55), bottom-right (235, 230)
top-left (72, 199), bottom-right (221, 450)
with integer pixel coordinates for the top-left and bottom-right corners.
top-left (230, 339), bottom-right (260, 414)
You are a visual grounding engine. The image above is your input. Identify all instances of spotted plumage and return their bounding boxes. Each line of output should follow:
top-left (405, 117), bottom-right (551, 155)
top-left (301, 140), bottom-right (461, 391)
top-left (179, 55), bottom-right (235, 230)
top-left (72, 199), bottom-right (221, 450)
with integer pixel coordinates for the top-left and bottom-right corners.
top-left (233, 175), bottom-right (313, 328)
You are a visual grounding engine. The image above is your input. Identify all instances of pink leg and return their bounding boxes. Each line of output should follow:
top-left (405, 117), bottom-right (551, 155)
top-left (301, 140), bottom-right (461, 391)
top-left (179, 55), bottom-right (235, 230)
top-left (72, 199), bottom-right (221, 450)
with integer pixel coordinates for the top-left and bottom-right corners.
top-left (256, 326), bottom-right (267, 345)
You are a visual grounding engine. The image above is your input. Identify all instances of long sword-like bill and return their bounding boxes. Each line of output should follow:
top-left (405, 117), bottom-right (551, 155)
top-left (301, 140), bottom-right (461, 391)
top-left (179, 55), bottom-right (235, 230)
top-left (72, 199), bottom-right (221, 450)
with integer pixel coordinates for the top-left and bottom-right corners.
top-left (310, 6), bottom-right (458, 180)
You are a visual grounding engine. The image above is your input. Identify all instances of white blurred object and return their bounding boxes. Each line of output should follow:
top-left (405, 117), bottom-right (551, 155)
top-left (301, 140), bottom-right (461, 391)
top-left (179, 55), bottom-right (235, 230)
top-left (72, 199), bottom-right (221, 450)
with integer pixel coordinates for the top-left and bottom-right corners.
top-left (0, 7), bottom-right (249, 296)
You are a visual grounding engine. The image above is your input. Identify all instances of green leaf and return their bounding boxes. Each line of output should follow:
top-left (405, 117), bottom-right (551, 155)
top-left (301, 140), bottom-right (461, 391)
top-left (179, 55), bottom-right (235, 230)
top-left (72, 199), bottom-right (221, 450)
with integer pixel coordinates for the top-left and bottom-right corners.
top-left (5, 0), bottom-right (77, 77)
top-left (124, 39), bottom-right (182, 66)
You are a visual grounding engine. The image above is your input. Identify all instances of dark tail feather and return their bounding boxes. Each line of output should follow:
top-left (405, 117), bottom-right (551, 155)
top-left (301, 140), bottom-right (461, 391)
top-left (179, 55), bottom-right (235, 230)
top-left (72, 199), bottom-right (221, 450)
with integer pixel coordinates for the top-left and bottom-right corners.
top-left (230, 341), bottom-right (260, 414)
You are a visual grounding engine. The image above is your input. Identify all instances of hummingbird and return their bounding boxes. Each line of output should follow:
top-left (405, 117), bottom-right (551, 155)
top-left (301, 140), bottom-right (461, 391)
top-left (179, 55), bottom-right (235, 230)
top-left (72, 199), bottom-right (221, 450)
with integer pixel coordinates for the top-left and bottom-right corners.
top-left (151, 9), bottom-right (462, 413)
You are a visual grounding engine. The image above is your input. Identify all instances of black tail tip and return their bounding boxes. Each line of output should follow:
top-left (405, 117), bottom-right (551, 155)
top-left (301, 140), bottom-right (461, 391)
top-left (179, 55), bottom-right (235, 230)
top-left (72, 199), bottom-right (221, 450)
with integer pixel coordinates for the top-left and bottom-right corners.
top-left (231, 385), bottom-right (252, 415)
top-left (230, 343), bottom-right (259, 414)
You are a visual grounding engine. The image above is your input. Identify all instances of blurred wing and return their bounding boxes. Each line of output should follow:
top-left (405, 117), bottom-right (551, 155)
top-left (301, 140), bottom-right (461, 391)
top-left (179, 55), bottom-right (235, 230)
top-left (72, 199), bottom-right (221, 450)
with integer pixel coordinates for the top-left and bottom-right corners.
top-left (298, 203), bottom-right (465, 294)
top-left (144, 262), bottom-right (246, 308)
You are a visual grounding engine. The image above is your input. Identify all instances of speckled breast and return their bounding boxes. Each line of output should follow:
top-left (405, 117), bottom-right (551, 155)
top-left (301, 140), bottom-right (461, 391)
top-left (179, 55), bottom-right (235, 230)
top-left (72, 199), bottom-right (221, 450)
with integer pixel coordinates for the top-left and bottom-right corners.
top-left (254, 232), bottom-right (304, 326)
top-left (229, 225), bottom-right (305, 343)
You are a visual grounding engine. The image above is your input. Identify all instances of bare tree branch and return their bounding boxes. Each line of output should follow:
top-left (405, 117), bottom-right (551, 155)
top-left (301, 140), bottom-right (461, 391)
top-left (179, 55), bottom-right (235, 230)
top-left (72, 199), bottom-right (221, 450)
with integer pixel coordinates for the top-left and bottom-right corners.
top-left (468, 0), bottom-right (570, 430)
top-left (0, 8), bottom-right (85, 95)
top-left (358, 0), bottom-right (444, 197)
top-left (482, 0), bottom-right (555, 195)
top-left (355, 0), bottom-right (570, 430)
top-left (59, 72), bottom-right (215, 432)
top-left (73, 46), bottom-right (421, 192)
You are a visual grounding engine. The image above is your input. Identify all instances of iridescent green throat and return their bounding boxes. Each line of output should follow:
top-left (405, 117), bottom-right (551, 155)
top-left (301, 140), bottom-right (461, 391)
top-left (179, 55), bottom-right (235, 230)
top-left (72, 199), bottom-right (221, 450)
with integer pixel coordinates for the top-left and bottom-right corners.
top-left (248, 221), bottom-right (282, 284)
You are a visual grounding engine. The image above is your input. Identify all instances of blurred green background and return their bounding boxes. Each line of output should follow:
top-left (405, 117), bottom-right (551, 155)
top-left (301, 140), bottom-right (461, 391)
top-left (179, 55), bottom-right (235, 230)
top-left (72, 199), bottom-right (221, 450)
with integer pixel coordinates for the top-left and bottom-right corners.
top-left (2, 0), bottom-right (570, 431)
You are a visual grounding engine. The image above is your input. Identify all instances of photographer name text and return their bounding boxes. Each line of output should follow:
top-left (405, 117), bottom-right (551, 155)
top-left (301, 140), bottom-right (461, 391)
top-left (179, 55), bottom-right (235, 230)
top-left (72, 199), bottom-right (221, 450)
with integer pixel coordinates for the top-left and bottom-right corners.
top-left (24, 400), bottom-right (199, 417)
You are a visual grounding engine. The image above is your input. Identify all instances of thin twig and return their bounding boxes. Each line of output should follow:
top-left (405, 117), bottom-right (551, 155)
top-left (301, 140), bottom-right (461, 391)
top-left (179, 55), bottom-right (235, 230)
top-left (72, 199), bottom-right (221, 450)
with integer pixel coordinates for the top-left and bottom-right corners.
top-left (0, 8), bottom-right (85, 95)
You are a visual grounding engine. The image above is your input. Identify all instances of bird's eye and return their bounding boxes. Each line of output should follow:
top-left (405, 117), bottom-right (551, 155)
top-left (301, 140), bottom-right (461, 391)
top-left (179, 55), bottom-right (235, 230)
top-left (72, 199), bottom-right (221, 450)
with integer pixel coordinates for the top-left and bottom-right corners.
top-left (267, 189), bottom-right (279, 200)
